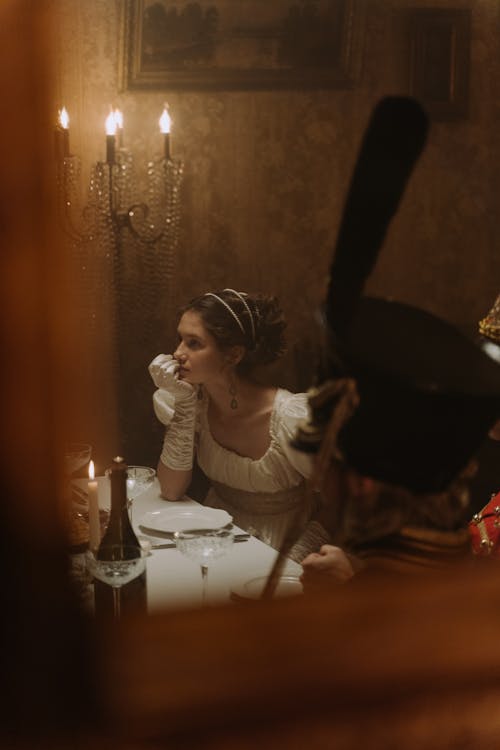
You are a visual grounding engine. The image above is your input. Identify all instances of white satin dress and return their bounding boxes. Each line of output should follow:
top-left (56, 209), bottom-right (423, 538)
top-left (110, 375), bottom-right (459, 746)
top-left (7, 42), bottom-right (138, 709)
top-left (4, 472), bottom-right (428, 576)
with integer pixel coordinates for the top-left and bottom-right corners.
top-left (195, 388), bottom-right (329, 562)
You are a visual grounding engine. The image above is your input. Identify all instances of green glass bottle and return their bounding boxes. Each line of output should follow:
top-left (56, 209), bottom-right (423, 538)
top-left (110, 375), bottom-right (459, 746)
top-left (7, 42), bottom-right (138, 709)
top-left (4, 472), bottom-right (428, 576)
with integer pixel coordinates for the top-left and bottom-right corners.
top-left (93, 456), bottom-right (147, 619)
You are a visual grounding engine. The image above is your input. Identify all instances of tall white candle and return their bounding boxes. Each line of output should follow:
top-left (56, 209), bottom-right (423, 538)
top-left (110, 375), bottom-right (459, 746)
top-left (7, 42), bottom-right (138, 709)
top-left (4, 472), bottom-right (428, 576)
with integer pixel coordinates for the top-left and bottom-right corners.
top-left (55, 106), bottom-right (70, 161)
top-left (159, 105), bottom-right (172, 160)
top-left (88, 460), bottom-right (101, 551)
top-left (114, 108), bottom-right (124, 149)
top-left (105, 110), bottom-right (117, 164)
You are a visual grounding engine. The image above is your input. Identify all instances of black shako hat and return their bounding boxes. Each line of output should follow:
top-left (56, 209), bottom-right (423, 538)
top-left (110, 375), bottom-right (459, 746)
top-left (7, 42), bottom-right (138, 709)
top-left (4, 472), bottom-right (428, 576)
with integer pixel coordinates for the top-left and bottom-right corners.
top-left (331, 296), bottom-right (500, 493)
top-left (294, 97), bottom-right (500, 493)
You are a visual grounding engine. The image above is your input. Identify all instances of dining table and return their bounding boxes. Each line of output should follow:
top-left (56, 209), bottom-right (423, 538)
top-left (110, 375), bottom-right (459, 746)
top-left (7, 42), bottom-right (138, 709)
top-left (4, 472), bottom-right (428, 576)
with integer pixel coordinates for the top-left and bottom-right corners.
top-left (82, 476), bottom-right (303, 612)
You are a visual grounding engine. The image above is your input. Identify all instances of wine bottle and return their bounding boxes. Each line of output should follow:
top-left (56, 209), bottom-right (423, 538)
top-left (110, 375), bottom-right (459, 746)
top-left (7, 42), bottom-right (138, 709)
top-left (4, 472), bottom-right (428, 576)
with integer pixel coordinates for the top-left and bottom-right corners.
top-left (93, 456), bottom-right (147, 619)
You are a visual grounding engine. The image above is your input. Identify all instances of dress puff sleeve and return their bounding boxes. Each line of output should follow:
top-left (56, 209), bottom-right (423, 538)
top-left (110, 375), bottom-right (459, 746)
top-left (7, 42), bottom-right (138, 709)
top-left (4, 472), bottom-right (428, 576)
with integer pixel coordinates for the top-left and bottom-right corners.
top-left (274, 390), bottom-right (335, 563)
top-left (274, 391), bottom-right (314, 480)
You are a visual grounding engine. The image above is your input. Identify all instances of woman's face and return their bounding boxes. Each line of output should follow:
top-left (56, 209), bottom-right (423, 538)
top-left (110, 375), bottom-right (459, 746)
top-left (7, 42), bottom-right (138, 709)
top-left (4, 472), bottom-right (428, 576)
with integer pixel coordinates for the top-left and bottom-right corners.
top-left (173, 310), bottom-right (227, 385)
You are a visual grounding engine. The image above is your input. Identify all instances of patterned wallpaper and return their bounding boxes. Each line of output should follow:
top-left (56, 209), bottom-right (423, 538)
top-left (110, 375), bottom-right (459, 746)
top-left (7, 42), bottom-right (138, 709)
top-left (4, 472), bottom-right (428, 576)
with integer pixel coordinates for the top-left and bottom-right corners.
top-left (52, 0), bottom-right (500, 464)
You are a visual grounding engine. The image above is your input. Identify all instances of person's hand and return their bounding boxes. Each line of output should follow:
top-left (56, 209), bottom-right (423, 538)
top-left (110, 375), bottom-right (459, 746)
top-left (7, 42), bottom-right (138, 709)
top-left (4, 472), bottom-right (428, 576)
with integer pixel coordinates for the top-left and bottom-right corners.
top-left (149, 354), bottom-right (197, 472)
top-left (148, 354), bottom-right (195, 403)
top-left (300, 545), bottom-right (355, 590)
top-left (489, 419), bottom-right (500, 441)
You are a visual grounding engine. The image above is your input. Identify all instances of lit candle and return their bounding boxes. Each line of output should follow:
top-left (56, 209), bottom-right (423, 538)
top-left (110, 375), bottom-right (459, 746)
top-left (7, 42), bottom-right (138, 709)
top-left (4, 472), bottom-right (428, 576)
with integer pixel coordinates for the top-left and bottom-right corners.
top-left (105, 110), bottom-right (117, 164)
top-left (159, 105), bottom-right (172, 160)
top-left (55, 106), bottom-right (70, 160)
top-left (114, 108), bottom-right (124, 149)
top-left (88, 460), bottom-right (101, 551)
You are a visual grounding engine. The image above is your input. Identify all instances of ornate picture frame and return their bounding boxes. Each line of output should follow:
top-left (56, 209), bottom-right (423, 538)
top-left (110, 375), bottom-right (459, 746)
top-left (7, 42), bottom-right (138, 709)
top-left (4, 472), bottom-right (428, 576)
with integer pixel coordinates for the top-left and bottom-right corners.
top-left (406, 8), bottom-right (471, 121)
top-left (120, 0), bottom-right (365, 91)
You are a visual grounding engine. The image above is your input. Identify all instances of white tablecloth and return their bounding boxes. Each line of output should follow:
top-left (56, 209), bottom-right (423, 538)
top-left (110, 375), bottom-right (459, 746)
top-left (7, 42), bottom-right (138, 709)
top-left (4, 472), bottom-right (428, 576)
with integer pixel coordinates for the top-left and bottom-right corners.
top-left (91, 476), bottom-right (302, 612)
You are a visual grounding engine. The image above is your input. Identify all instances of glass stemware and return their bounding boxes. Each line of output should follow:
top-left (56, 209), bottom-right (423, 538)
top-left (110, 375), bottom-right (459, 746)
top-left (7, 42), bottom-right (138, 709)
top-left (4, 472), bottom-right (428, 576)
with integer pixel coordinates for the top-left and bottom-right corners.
top-left (64, 441), bottom-right (92, 507)
top-left (105, 465), bottom-right (155, 527)
top-left (174, 528), bottom-right (234, 606)
top-left (126, 466), bottom-right (156, 522)
top-left (64, 442), bottom-right (93, 547)
top-left (86, 544), bottom-right (145, 620)
top-left (64, 442), bottom-right (92, 477)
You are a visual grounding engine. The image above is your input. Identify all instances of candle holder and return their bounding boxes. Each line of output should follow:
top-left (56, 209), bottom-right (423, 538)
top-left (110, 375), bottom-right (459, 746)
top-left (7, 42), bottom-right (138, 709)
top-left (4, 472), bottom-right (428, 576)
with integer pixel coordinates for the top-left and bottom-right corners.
top-left (56, 140), bottom-right (184, 459)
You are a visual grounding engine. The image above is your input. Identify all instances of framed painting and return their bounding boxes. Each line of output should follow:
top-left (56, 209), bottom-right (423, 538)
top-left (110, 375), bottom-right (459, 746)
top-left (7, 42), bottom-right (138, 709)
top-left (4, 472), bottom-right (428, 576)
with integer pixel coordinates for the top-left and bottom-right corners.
top-left (406, 8), bottom-right (470, 121)
top-left (120, 0), bottom-right (365, 91)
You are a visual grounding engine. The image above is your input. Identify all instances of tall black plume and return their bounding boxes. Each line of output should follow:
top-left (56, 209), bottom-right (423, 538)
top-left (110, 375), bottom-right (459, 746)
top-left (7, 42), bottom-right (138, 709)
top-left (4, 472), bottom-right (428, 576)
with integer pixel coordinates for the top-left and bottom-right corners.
top-left (325, 97), bottom-right (429, 358)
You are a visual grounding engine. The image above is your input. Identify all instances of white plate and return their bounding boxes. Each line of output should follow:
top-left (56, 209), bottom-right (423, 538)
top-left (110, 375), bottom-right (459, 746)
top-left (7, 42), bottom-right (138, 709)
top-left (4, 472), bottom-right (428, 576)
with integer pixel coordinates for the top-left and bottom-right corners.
top-left (139, 507), bottom-right (232, 534)
top-left (231, 575), bottom-right (303, 601)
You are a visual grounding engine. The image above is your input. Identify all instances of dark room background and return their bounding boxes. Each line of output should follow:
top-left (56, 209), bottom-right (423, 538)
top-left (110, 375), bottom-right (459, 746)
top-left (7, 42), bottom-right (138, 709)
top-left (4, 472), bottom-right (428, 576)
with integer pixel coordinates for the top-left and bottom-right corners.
top-left (52, 0), bottom-right (500, 505)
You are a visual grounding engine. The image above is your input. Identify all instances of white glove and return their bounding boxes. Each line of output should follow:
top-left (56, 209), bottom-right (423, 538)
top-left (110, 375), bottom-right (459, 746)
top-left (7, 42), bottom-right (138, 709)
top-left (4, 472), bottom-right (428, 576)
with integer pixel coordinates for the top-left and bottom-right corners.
top-left (149, 353), bottom-right (196, 403)
top-left (148, 353), bottom-right (197, 471)
top-left (152, 390), bottom-right (176, 428)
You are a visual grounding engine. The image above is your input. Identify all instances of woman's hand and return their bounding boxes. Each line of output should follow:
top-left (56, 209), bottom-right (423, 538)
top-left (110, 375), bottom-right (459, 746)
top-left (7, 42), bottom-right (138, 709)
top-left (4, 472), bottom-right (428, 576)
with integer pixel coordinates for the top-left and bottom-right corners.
top-left (149, 354), bottom-right (195, 402)
top-left (489, 419), bottom-right (500, 441)
top-left (300, 544), bottom-right (355, 589)
top-left (148, 354), bottom-right (197, 478)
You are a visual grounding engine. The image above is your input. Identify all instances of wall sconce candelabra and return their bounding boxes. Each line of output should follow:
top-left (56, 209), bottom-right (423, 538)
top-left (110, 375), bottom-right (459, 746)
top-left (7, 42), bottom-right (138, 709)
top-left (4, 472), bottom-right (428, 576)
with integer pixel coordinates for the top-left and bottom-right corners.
top-left (56, 104), bottom-right (183, 321)
top-left (56, 105), bottom-right (184, 458)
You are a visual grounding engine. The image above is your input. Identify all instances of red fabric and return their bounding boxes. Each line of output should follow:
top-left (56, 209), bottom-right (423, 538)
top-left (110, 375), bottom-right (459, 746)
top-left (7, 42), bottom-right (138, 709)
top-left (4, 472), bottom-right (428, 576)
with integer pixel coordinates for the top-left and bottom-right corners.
top-left (469, 490), bottom-right (500, 558)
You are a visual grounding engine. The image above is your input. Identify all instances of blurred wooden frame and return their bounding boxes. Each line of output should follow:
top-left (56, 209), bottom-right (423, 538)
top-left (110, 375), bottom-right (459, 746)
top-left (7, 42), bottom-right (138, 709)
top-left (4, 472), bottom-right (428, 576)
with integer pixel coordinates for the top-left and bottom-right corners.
top-left (407, 8), bottom-right (471, 121)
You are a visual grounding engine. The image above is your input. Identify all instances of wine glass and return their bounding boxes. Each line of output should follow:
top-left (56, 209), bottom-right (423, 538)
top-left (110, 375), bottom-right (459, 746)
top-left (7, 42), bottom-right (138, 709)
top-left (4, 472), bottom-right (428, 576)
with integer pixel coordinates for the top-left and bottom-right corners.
top-left (64, 442), bottom-right (92, 477)
top-left (105, 465), bottom-right (156, 526)
top-left (174, 528), bottom-right (234, 606)
top-left (64, 442), bottom-right (92, 505)
top-left (64, 442), bottom-right (93, 544)
top-left (86, 544), bottom-right (145, 620)
top-left (126, 466), bottom-right (156, 524)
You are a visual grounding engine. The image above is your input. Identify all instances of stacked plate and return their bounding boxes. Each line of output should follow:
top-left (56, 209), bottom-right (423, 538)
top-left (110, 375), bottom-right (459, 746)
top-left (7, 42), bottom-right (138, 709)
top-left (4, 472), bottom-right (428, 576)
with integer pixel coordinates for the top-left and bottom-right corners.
top-left (231, 575), bottom-right (303, 602)
top-left (139, 506), bottom-right (232, 534)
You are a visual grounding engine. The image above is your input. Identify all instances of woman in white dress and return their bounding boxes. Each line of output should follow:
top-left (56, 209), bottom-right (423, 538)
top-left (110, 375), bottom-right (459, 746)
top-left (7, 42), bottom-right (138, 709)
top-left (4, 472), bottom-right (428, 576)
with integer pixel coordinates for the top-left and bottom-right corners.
top-left (148, 288), bottom-right (330, 562)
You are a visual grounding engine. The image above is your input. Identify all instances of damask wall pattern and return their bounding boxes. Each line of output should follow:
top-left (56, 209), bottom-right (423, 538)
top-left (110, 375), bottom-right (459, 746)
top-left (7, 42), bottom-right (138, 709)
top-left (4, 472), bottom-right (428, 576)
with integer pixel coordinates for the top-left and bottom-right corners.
top-left (53, 0), bottom-right (500, 463)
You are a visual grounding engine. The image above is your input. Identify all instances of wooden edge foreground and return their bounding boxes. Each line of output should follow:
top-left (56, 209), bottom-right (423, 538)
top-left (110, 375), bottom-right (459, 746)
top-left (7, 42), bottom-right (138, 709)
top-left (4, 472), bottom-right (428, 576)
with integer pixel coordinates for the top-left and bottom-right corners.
top-left (1, 5), bottom-right (499, 749)
top-left (93, 560), bottom-right (500, 748)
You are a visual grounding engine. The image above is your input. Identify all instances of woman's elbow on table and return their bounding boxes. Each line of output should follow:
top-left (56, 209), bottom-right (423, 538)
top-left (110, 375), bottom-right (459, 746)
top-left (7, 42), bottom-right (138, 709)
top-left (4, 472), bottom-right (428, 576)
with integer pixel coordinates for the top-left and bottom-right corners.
top-left (157, 460), bottom-right (192, 501)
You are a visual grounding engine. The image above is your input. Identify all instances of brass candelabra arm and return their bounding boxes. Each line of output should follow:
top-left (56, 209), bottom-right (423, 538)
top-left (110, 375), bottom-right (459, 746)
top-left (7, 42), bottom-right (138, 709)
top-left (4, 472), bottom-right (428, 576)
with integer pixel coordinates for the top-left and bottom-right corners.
top-left (113, 203), bottom-right (166, 245)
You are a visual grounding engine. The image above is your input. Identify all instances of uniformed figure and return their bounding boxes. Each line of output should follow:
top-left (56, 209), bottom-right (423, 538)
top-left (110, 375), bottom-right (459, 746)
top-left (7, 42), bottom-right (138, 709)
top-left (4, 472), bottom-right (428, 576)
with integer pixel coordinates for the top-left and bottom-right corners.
top-left (289, 98), bottom-right (500, 585)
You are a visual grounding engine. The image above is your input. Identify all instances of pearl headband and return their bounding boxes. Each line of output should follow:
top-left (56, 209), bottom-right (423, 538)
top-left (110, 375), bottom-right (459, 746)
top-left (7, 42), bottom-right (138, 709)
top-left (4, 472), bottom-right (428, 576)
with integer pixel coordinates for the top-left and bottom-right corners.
top-left (223, 288), bottom-right (256, 342)
top-left (204, 289), bottom-right (256, 343)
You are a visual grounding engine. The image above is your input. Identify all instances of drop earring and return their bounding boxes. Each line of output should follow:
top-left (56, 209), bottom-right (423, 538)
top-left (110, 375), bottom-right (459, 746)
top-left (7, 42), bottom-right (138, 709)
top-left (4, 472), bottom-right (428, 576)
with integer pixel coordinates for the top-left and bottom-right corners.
top-left (229, 381), bottom-right (238, 410)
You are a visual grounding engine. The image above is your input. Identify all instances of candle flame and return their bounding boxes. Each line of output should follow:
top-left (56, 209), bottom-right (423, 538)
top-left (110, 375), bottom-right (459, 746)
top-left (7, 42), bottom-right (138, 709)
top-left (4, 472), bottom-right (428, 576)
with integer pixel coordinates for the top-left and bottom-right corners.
top-left (114, 108), bottom-right (123, 129)
top-left (159, 107), bottom-right (171, 134)
top-left (105, 110), bottom-right (117, 136)
top-left (88, 460), bottom-right (95, 480)
top-left (58, 107), bottom-right (69, 129)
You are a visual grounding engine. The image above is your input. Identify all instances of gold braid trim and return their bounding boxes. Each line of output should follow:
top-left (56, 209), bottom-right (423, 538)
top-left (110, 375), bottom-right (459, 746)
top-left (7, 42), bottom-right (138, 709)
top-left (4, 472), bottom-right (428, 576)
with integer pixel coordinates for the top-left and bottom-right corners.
top-left (479, 293), bottom-right (500, 343)
top-left (310, 378), bottom-right (359, 493)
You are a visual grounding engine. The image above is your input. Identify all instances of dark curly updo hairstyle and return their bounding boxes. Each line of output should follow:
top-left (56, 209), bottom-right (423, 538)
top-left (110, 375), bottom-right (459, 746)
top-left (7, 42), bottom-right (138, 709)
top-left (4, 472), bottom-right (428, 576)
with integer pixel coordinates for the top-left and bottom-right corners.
top-left (180, 288), bottom-right (287, 374)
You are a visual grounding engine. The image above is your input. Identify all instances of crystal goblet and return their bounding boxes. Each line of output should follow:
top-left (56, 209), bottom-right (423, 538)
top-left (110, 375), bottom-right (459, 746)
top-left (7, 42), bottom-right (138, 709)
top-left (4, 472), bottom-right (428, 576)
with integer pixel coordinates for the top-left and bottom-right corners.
top-left (105, 465), bottom-right (156, 527)
top-left (126, 465), bottom-right (156, 502)
top-left (86, 544), bottom-right (145, 620)
top-left (174, 528), bottom-right (234, 606)
top-left (64, 442), bottom-right (92, 477)
top-left (64, 443), bottom-right (93, 543)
